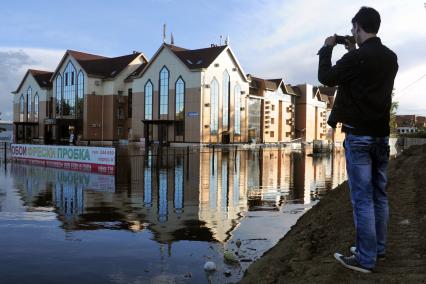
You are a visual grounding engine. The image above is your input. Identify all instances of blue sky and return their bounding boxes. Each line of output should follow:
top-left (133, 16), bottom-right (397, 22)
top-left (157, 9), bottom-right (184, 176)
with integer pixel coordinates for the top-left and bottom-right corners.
top-left (1, 0), bottom-right (425, 120)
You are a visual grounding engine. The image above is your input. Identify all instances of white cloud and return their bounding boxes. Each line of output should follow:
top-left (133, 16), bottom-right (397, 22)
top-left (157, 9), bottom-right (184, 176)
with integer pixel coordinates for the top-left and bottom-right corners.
top-left (0, 47), bottom-right (63, 121)
top-left (230, 0), bottom-right (426, 115)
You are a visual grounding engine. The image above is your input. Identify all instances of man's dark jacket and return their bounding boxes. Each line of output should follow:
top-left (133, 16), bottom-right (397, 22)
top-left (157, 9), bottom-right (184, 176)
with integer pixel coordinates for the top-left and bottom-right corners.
top-left (318, 37), bottom-right (398, 136)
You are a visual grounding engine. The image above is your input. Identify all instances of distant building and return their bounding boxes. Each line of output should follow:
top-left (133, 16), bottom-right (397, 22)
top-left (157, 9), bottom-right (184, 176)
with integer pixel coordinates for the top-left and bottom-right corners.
top-left (317, 86), bottom-right (345, 144)
top-left (0, 120), bottom-right (13, 142)
top-left (293, 84), bottom-right (328, 143)
top-left (131, 43), bottom-right (249, 145)
top-left (12, 69), bottom-right (53, 143)
top-left (396, 115), bottom-right (426, 134)
top-left (247, 76), bottom-right (298, 143)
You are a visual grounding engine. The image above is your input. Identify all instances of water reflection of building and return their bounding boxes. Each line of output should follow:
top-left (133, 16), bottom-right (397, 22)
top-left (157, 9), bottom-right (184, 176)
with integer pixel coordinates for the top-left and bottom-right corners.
top-left (10, 163), bottom-right (115, 228)
top-left (198, 149), bottom-right (248, 242)
top-left (10, 147), bottom-right (346, 244)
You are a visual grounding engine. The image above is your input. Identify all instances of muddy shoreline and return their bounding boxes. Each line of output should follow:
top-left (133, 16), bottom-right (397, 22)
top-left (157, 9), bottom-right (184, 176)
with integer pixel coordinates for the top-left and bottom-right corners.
top-left (241, 145), bottom-right (426, 283)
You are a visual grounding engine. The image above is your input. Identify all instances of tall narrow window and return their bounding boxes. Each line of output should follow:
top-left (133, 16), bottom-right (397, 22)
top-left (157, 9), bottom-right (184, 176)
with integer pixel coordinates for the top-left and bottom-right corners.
top-left (159, 66), bottom-right (169, 115)
top-left (63, 61), bottom-right (76, 116)
top-left (234, 85), bottom-right (241, 135)
top-left (55, 74), bottom-right (62, 116)
top-left (20, 94), bottom-right (25, 122)
top-left (175, 77), bottom-right (185, 120)
top-left (128, 88), bottom-right (132, 118)
top-left (26, 87), bottom-right (32, 121)
top-left (144, 80), bottom-right (153, 120)
top-left (77, 71), bottom-right (84, 118)
top-left (210, 78), bottom-right (219, 134)
top-left (34, 93), bottom-right (39, 122)
top-left (222, 70), bottom-right (230, 130)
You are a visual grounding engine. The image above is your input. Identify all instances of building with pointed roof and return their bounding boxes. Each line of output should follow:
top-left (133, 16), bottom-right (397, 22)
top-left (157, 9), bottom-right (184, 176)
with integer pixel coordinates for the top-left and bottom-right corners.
top-left (247, 75), bottom-right (298, 143)
top-left (12, 50), bottom-right (148, 143)
top-left (131, 43), bottom-right (249, 145)
top-left (12, 69), bottom-right (54, 142)
top-left (294, 84), bottom-right (329, 143)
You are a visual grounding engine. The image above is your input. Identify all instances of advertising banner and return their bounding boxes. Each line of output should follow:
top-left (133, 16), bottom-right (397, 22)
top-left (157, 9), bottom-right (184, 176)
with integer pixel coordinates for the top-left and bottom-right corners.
top-left (11, 144), bottom-right (116, 175)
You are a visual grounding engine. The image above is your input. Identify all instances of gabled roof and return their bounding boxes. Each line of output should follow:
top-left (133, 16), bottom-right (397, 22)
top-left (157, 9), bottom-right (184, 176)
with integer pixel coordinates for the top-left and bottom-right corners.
top-left (284, 84), bottom-right (299, 96)
top-left (68, 50), bottom-right (107, 61)
top-left (125, 62), bottom-right (149, 82)
top-left (12, 69), bottom-right (53, 94)
top-left (291, 85), bottom-right (303, 96)
top-left (135, 43), bottom-right (248, 81)
top-left (317, 86), bottom-right (337, 97)
top-left (51, 50), bottom-right (147, 80)
top-left (313, 86), bottom-right (330, 102)
top-left (248, 76), bottom-right (296, 96)
top-left (78, 53), bottom-right (142, 79)
top-left (166, 44), bottom-right (227, 69)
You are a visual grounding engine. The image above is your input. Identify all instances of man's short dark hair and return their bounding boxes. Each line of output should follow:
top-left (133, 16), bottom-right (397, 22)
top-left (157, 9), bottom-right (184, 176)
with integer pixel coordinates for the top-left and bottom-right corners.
top-left (352, 6), bottom-right (381, 34)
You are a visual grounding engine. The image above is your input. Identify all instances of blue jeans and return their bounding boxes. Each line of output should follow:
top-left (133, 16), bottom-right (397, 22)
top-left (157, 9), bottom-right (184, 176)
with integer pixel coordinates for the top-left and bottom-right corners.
top-left (344, 133), bottom-right (390, 268)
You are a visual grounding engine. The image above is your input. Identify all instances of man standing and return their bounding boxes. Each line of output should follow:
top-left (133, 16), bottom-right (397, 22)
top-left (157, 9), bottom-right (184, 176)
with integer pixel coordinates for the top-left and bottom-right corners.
top-left (318, 7), bottom-right (398, 273)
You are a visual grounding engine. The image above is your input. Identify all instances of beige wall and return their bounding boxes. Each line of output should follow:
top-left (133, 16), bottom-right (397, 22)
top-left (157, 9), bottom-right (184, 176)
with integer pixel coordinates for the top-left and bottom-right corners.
top-left (132, 47), bottom-right (202, 142)
top-left (201, 49), bottom-right (249, 144)
top-left (295, 84), bottom-right (327, 143)
top-left (13, 73), bottom-right (52, 140)
top-left (132, 46), bottom-right (249, 144)
top-left (262, 89), bottom-right (295, 143)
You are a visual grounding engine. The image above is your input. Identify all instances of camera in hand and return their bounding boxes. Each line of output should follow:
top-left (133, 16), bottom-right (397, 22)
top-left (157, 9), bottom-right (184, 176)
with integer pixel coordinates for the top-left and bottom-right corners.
top-left (335, 35), bottom-right (355, 45)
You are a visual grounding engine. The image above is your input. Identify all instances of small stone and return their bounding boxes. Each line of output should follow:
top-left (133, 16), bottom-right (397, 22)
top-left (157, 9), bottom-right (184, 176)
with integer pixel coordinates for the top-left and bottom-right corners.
top-left (224, 269), bottom-right (232, 277)
top-left (224, 251), bottom-right (239, 264)
top-left (399, 219), bottom-right (410, 225)
top-left (204, 261), bottom-right (217, 271)
top-left (184, 272), bottom-right (192, 278)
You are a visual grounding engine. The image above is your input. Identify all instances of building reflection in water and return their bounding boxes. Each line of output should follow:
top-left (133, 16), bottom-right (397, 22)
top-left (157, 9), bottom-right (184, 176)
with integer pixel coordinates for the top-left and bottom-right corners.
top-left (10, 147), bottom-right (346, 243)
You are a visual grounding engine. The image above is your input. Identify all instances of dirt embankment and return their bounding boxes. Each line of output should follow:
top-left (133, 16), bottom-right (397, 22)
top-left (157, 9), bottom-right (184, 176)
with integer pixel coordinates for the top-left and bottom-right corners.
top-left (241, 145), bottom-right (426, 284)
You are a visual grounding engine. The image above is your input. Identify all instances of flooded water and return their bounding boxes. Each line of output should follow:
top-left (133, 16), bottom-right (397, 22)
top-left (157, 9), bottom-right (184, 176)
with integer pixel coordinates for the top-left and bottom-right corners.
top-left (0, 146), bottom-right (346, 283)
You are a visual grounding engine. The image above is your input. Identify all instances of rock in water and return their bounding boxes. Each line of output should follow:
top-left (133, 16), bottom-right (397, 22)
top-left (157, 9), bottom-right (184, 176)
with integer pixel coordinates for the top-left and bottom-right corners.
top-left (224, 251), bottom-right (239, 264)
top-left (204, 261), bottom-right (217, 271)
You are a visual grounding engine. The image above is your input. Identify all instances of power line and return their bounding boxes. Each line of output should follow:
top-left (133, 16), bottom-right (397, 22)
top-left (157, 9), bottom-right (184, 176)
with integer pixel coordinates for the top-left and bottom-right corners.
top-left (395, 73), bottom-right (426, 97)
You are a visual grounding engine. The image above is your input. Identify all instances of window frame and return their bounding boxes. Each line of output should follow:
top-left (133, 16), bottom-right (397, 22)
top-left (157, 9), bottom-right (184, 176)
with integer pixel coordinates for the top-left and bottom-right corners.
top-left (144, 80), bottom-right (153, 120)
top-left (210, 78), bottom-right (219, 134)
top-left (159, 66), bottom-right (169, 116)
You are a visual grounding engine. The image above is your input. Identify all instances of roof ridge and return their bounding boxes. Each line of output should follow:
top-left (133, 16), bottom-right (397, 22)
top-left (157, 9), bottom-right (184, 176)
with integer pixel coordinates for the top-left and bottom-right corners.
top-left (68, 49), bottom-right (109, 60)
top-left (29, 69), bottom-right (53, 74)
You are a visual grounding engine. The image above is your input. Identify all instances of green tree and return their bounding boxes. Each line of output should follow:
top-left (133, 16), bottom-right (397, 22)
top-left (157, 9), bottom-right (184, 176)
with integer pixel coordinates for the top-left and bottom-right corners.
top-left (390, 90), bottom-right (398, 136)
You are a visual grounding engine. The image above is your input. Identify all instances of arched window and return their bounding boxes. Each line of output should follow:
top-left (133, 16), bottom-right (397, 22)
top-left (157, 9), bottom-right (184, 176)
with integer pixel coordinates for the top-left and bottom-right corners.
top-left (222, 70), bottom-right (230, 129)
top-left (210, 78), bottom-right (219, 134)
top-left (175, 77), bottom-right (185, 120)
top-left (77, 71), bottom-right (84, 117)
top-left (27, 87), bottom-right (32, 120)
top-left (34, 93), bottom-right (39, 122)
top-left (234, 84), bottom-right (241, 135)
top-left (55, 74), bottom-right (62, 115)
top-left (144, 80), bottom-right (153, 120)
top-left (159, 66), bottom-right (169, 115)
top-left (20, 94), bottom-right (25, 122)
top-left (63, 61), bottom-right (76, 116)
